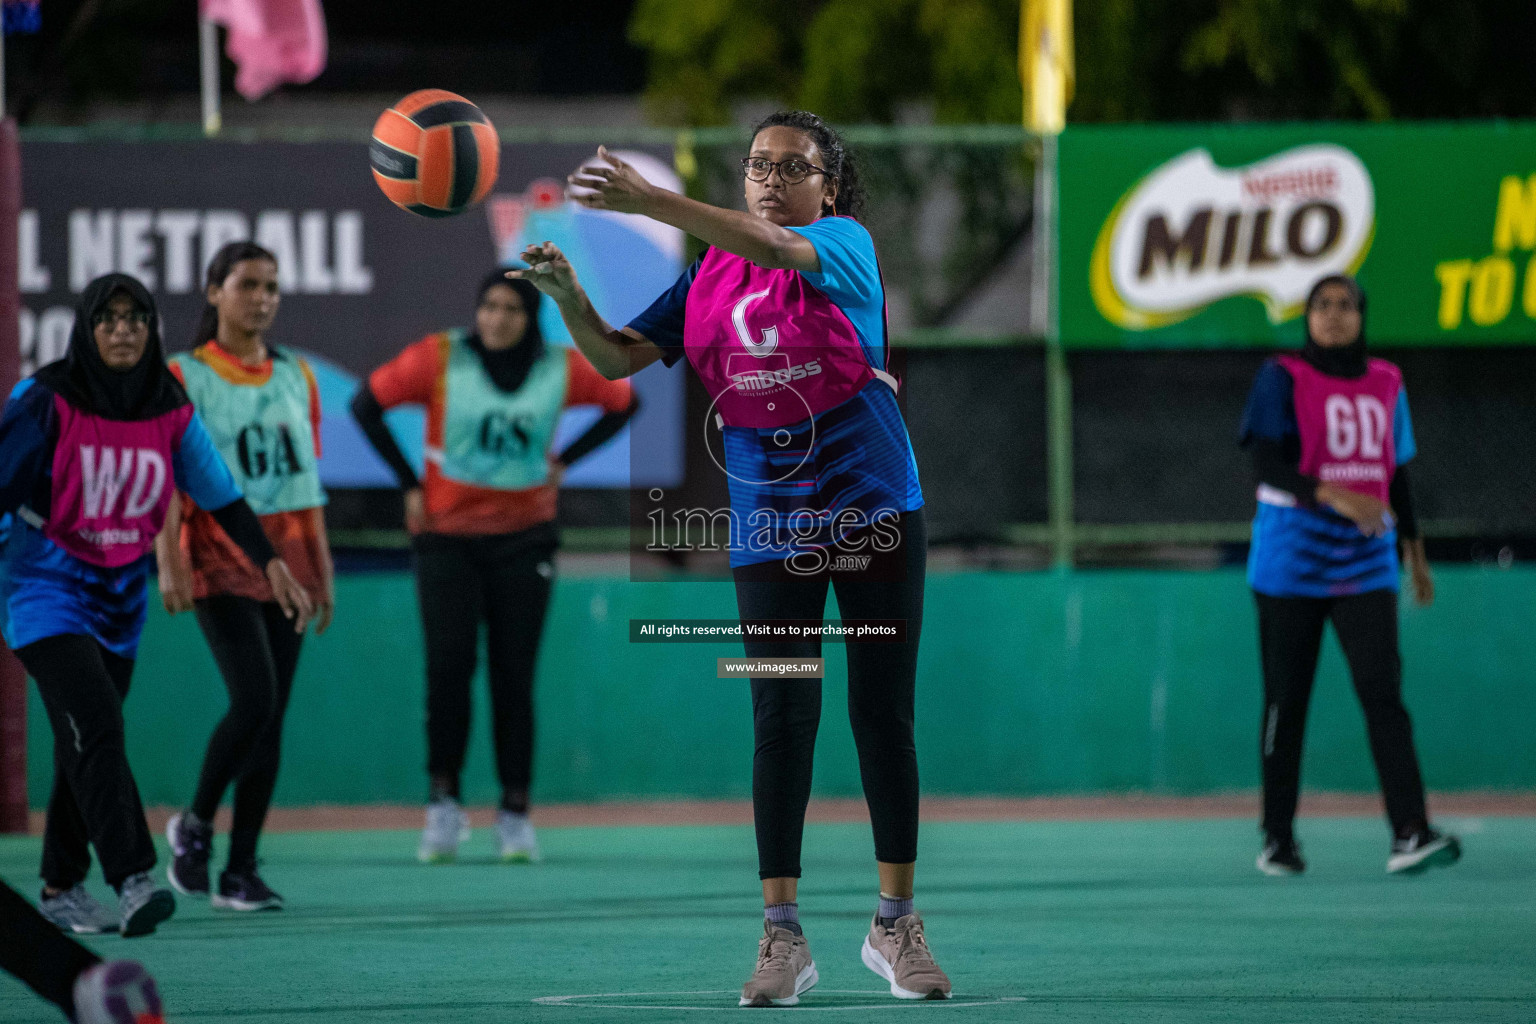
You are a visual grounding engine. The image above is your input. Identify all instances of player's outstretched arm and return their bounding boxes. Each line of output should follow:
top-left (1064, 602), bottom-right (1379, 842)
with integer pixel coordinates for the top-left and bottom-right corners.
top-left (568, 147), bottom-right (820, 274)
top-left (507, 242), bottom-right (662, 381)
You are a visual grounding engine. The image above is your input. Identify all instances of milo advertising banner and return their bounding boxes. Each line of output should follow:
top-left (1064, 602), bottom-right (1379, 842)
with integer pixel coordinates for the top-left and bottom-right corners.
top-left (1058, 121), bottom-right (1536, 347)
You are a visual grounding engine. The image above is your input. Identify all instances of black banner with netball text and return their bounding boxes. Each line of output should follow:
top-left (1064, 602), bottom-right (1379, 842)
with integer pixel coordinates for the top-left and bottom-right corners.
top-left (17, 140), bottom-right (684, 490)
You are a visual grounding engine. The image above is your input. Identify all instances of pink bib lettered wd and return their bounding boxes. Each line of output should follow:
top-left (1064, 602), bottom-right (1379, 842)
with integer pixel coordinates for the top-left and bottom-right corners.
top-left (1278, 355), bottom-right (1401, 504)
top-left (683, 246), bottom-right (890, 429)
top-left (44, 396), bottom-right (192, 567)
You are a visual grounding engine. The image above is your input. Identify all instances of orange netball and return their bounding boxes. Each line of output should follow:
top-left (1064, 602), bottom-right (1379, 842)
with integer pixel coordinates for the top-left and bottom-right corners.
top-left (370, 90), bottom-right (500, 217)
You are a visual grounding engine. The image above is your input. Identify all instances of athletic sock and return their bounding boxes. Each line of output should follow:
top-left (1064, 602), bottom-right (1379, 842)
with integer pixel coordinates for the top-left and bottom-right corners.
top-left (182, 809), bottom-right (210, 832)
top-left (877, 892), bottom-right (913, 927)
top-left (765, 901), bottom-right (802, 936)
top-left (428, 780), bottom-right (460, 804)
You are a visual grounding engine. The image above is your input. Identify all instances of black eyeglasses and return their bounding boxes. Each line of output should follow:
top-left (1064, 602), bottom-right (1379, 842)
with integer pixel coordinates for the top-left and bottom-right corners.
top-left (91, 310), bottom-right (151, 330)
top-left (741, 157), bottom-right (833, 185)
top-left (1310, 297), bottom-right (1360, 314)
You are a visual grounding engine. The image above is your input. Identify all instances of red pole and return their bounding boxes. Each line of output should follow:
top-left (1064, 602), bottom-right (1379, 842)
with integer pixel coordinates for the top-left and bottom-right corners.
top-left (0, 117), bottom-right (28, 834)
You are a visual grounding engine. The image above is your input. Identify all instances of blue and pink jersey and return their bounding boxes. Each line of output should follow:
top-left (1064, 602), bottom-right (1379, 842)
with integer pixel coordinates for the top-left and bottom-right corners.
top-left (0, 378), bottom-right (243, 656)
top-left (628, 216), bottom-right (923, 566)
top-left (1240, 356), bottom-right (1416, 598)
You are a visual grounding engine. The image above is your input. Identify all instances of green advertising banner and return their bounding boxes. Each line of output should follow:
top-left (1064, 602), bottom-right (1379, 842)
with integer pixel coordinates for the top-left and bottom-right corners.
top-left (1058, 121), bottom-right (1536, 347)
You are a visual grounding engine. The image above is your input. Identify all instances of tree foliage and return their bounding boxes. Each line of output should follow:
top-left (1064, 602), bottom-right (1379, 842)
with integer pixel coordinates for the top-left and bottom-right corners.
top-left (630, 0), bottom-right (1536, 125)
top-left (629, 0), bottom-right (1021, 125)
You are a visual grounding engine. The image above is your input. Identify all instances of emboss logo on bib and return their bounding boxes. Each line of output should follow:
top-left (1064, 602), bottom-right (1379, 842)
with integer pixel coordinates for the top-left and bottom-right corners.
top-left (730, 360), bottom-right (822, 392)
top-left (79, 445), bottom-right (165, 518)
top-left (1092, 145), bottom-right (1375, 330)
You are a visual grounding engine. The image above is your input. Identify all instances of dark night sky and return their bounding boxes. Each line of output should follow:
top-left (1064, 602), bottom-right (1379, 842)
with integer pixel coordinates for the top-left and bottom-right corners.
top-left (313, 0), bottom-right (647, 92)
top-left (12, 0), bottom-right (648, 119)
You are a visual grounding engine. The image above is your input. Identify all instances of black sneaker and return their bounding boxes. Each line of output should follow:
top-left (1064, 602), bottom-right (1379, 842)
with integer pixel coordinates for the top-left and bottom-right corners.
top-left (165, 812), bottom-right (212, 897)
top-left (212, 866), bottom-right (284, 912)
top-left (1257, 835), bottom-right (1305, 876)
top-left (1388, 828), bottom-right (1462, 875)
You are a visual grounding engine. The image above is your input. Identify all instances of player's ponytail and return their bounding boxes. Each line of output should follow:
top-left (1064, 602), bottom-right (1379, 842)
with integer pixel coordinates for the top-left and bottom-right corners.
top-left (749, 110), bottom-right (867, 221)
top-left (194, 240), bottom-right (278, 347)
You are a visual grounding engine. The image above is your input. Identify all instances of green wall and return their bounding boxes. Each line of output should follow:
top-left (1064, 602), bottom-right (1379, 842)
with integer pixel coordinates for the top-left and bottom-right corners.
top-left (26, 567), bottom-right (1536, 808)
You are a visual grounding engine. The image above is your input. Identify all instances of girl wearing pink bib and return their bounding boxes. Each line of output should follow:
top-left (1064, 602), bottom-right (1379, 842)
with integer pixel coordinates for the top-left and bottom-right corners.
top-left (1239, 275), bottom-right (1460, 878)
top-left (0, 274), bottom-right (312, 938)
top-left (510, 111), bottom-right (946, 1006)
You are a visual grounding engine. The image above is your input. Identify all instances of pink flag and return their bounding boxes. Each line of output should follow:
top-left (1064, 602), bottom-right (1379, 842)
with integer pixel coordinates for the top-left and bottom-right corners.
top-left (200, 0), bottom-right (327, 101)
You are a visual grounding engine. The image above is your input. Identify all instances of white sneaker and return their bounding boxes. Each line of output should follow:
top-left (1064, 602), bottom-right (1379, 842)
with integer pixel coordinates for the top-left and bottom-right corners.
top-left (418, 799), bottom-right (470, 863)
top-left (497, 810), bottom-right (540, 863)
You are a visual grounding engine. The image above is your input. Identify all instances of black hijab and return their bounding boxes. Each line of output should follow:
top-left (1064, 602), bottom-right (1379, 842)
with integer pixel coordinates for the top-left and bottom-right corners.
top-left (1301, 274), bottom-right (1368, 379)
top-left (33, 273), bottom-right (187, 420)
top-left (469, 271), bottom-right (545, 393)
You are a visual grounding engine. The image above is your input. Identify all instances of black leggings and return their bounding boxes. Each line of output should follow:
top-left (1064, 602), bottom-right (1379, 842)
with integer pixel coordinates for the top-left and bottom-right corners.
top-left (0, 878), bottom-right (100, 1018)
top-left (414, 525), bottom-right (557, 813)
top-left (188, 596), bottom-right (304, 870)
top-left (16, 634), bottom-right (155, 891)
top-left (1255, 589), bottom-right (1429, 839)
top-left (733, 509), bottom-right (926, 880)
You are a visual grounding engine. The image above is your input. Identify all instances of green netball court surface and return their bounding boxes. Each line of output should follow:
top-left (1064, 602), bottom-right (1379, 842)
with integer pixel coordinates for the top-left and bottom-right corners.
top-left (2, 814), bottom-right (1532, 1023)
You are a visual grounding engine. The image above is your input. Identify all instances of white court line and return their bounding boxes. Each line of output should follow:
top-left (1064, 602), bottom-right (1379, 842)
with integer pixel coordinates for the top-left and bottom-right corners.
top-left (533, 990), bottom-right (1028, 1011)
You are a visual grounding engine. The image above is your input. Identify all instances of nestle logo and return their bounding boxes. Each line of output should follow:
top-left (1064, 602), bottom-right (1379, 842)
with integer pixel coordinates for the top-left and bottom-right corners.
top-left (1241, 165), bottom-right (1340, 201)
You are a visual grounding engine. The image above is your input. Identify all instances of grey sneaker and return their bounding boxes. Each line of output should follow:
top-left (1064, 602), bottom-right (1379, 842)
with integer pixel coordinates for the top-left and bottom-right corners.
top-left (117, 872), bottom-right (175, 938)
top-left (72, 960), bottom-right (165, 1024)
top-left (861, 912), bottom-right (952, 1000)
top-left (38, 885), bottom-right (119, 934)
top-left (497, 810), bottom-right (540, 863)
top-left (418, 798), bottom-right (470, 863)
top-left (739, 920), bottom-right (818, 1007)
